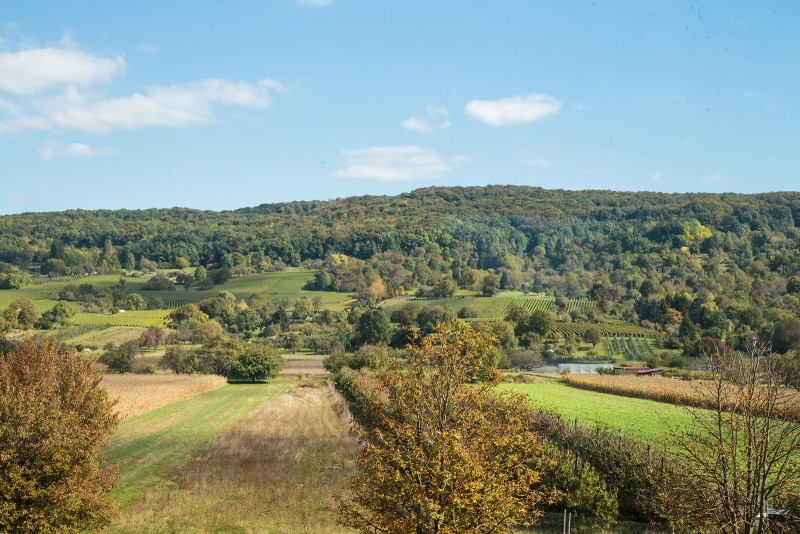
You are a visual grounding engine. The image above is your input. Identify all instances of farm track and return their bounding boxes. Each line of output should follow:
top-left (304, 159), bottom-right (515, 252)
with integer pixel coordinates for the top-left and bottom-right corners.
top-left (108, 378), bottom-right (357, 533)
top-left (105, 380), bottom-right (291, 511)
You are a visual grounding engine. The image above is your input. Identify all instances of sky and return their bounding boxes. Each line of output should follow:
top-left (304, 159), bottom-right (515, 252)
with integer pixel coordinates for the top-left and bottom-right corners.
top-left (1, 1), bottom-right (798, 215)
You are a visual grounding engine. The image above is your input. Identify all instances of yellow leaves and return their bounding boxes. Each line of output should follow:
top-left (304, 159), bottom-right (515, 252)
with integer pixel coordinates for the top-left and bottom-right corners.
top-left (340, 322), bottom-right (544, 533)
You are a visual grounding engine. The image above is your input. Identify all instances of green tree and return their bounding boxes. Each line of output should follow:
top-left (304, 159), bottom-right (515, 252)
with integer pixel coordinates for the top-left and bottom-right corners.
top-left (339, 321), bottom-right (544, 533)
top-left (527, 309), bottom-right (555, 337)
top-left (0, 340), bottom-right (118, 532)
top-left (3, 299), bottom-right (39, 330)
top-left (0, 269), bottom-right (31, 290)
top-left (356, 308), bottom-right (392, 346)
top-left (481, 273), bottom-right (500, 296)
top-left (228, 343), bottom-right (284, 382)
top-left (98, 341), bottom-right (139, 373)
top-left (582, 325), bottom-right (603, 347)
top-left (772, 317), bottom-right (800, 354)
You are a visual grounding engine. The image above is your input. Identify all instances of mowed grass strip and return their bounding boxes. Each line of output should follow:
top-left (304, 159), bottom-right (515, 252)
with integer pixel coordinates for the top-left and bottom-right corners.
top-left (109, 379), bottom-right (357, 534)
top-left (500, 378), bottom-right (694, 447)
top-left (105, 379), bottom-right (292, 511)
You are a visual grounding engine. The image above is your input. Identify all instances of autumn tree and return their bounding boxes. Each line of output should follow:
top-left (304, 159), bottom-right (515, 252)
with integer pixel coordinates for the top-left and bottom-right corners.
top-left (0, 340), bottom-right (119, 532)
top-left (661, 340), bottom-right (800, 533)
top-left (339, 320), bottom-right (544, 533)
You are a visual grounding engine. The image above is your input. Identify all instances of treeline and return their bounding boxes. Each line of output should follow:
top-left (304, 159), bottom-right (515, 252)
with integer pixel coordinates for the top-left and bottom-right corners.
top-left (1, 185), bottom-right (799, 356)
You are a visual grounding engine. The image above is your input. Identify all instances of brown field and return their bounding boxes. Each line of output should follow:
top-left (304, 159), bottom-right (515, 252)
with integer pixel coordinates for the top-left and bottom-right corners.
top-left (562, 373), bottom-right (800, 421)
top-left (102, 372), bottom-right (227, 418)
top-left (112, 379), bottom-right (358, 533)
top-left (69, 326), bottom-right (146, 347)
top-left (281, 353), bottom-right (328, 375)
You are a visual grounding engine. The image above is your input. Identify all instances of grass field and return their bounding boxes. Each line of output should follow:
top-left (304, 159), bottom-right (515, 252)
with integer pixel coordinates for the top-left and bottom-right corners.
top-left (381, 291), bottom-right (592, 320)
top-left (106, 381), bottom-right (290, 512)
top-left (72, 309), bottom-right (171, 328)
top-left (67, 326), bottom-right (145, 347)
top-left (138, 270), bottom-right (352, 310)
top-left (106, 377), bottom-right (357, 533)
top-left (499, 377), bottom-right (693, 447)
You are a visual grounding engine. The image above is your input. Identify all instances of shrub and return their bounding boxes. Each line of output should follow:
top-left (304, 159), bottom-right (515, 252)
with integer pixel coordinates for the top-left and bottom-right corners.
top-left (228, 343), bottom-right (283, 382)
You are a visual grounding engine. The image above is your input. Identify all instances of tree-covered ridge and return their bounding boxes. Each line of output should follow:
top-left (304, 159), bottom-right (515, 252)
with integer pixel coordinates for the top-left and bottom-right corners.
top-left (2, 186), bottom-right (798, 269)
top-left (1, 185), bottom-right (799, 358)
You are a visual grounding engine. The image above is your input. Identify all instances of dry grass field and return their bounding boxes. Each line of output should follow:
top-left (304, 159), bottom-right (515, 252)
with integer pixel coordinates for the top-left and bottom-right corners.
top-left (110, 378), bottom-right (358, 533)
top-left (281, 353), bottom-right (328, 375)
top-left (102, 372), bottom-right (227, 418)
top-left (562, 373), bottom-right (800, 421)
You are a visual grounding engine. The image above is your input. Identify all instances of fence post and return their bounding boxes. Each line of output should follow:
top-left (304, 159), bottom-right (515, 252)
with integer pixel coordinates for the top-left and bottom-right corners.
top-left (568, 512), bottom-right (572, 534)
top-left (563, 510), bottom-right (567, 534)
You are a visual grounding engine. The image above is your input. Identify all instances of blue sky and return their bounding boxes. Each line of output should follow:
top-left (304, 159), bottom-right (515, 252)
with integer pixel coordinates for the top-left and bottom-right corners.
top-left (1, 1), bottom-right (798, 214)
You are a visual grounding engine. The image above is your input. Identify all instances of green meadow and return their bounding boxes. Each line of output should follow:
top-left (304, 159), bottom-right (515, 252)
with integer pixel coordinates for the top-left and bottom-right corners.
top-left (500, 377), bottom-right (693, 447)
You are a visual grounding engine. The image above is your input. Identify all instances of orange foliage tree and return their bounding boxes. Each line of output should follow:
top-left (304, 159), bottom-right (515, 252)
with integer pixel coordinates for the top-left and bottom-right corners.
top-left (0, 340), bottom-right (119, 533)
top-left (339, 320), bottom-right (544, 533)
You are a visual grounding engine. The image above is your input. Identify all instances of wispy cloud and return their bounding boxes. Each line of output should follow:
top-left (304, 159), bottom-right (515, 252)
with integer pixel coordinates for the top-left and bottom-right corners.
top-left (333, 145), bottom-right (452, 182)
top-left (402, 105), bottom-right (450, 133)
top-left (2, 195), bottom-right (32, 208)
top-left (39, 141), bottom-right (114, 161)
top-left (296, 0), bottom-right (334, 6)
top-left (465, 93), bottom-right (561, 126)
top-left (701, 172), bottom-right (725, 185)
top-left (0, 44), bottom-right (285, 135)
top-left (649, 170), bottom-right (664, 182)
top-left (0, 47), bottom-right (126, 95)
top-left (135, 42), bottom-right (159, 55)
top-left (523, 158), bottom-right (552, 168)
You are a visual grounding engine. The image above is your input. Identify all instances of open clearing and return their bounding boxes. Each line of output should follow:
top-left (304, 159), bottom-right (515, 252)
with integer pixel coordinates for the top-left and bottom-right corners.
top-left (101, 372), bottom-right (227, 419)
top-left (500, 377), bottom-right (694, 446)
top-left (107, 377), bottom-right (357, 533)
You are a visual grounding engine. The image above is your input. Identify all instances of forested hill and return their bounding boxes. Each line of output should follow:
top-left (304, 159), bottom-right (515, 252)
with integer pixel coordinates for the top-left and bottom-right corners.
top-left (2, 185), bottom-right (800, 353)
top-left (2, 186), bottom-right (799, 271)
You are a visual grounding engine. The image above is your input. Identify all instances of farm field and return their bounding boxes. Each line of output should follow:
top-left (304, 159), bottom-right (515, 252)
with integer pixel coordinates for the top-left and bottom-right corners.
top-left (281, 353), bottom-right (328, 375)
top-left (1, 269), bottom-right (351, 314)
top-left (381, 291), bottom-right (591, 319)
top-left (106, 377), bottom-right (357, 534)
top-left (66, 325), bottom-right (145, 347)
top-left (499, 377), bottom-right (693, 447)
top-left (563, 373), bottom-right (800, 422)
top-left (105, 380), bottom-right (290, 511)
top-left (101, 372), bottom-right (227, 419)
top-left (72, 309), bottom-right (171, 328)
top-left (139, 269), bottom-right (352, 310)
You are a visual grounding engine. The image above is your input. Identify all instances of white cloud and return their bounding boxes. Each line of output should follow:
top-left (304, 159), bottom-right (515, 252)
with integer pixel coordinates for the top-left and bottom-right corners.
top-left (296, 0), bottom-right (334, 5)
top-left (0, 47), bottom-right (126, 95)
top-left (135, 42), bottom-right (159, 54)
top-left (333, 146), bottom-right (452, 182)
top-left (1, 78), bottom-right (284, 134)
top-left (39, 141), bottom-right (114, 161)
top-left (0, 43), bottom-right (285, 136)
top-left (649, 170), bottom-right (664, 182)
top-left (465, 93), bottom-right (561, 126)
top-left (402, 116), bottom-right (433, 133)
top-left (402, 105), bottom-right (450, 133)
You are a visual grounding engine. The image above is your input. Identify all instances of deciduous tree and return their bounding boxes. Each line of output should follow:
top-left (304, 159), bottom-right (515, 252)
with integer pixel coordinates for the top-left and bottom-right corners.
top-left (339, 320), bottom-right (544, 533)
top-left (661, 340), bottom-right (800, 533)
top-left (0, 340), bottom-right (118, 532)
